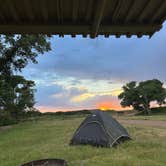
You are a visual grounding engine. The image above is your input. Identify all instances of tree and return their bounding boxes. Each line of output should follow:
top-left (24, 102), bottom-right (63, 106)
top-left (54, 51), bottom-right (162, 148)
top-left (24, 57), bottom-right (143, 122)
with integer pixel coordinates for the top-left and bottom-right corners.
top-left (118, 79), bottom-right (166, 115)
top-left (118, 81), bottom-right (144, 112)
top-left (0, 35), bottom-right (51, 124)
top-left (0, 34), bottom-right (51, 76)
top-left (0, 75), bottom-right (35, 120)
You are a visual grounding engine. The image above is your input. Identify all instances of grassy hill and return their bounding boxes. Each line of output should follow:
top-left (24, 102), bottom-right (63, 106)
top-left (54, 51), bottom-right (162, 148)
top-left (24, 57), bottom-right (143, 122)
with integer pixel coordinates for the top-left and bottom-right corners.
top-left (0, 115), bottom-right (166, 166)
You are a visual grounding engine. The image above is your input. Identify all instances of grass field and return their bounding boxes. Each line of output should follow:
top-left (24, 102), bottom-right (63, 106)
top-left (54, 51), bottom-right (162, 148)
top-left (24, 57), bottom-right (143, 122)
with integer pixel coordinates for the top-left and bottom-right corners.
top-left (0, 115), bottom-right (166, 166)
top-left (116, 114), bottom-right (166, 121)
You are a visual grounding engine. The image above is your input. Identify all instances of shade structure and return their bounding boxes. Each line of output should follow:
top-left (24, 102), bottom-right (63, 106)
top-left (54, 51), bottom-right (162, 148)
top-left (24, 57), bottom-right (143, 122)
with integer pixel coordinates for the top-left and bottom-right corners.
top-left (0, 0), bottom-right (165, 38)
top-left (70, 110), bottom-right (131, 147)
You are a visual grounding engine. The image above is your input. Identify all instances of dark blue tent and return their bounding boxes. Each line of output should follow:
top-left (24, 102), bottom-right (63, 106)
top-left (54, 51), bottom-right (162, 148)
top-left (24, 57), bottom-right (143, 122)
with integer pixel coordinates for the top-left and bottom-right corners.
top-left (70, 110), bottom-right (131, 147)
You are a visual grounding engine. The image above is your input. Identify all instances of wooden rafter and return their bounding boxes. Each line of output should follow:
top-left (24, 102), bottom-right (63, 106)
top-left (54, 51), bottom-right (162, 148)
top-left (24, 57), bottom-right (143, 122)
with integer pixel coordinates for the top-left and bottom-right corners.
top-left (150, 1), bottom-right (166, 22)
top-left (59, 0), bottom-right (63, 24)
top-left (40, 0), bottom-right (48, 22)
top-left (0, 24), bottom-right (161, 35)
top-left (138, 0), bottom-right (151, 22)
top-left (91, 0), bottom-right (106, 38)
top-left (0, 0), bottom-right (165, 37)
top-left (56, 0), bottom-right (60, 22)
top-left (85, 0), bottom-right (93, 22)
top-left (112, 0), bottom-right (122, 22)
top-left (72, 0), bottom-right (79, 22)
top-left (124, 0), bottom-right (136, 23)
top-left (6, 0), bottom-right (19, 22)
top-left (23, 0), bottom-right (34, 21)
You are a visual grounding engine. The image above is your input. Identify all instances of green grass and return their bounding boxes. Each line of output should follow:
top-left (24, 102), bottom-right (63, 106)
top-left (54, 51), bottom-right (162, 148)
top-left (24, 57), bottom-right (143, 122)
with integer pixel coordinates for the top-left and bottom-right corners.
top-left (116, 114), bottom-right (166, 121)
top-left (0, 116), bottom-right (166, 166)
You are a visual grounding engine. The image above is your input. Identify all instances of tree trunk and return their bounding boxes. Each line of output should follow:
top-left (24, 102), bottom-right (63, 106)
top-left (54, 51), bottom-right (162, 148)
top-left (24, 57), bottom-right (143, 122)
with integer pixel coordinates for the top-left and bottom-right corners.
top-left (143, 95), bottom-right (151, 115)
top-left (143, 104), bottom-right (151, 115)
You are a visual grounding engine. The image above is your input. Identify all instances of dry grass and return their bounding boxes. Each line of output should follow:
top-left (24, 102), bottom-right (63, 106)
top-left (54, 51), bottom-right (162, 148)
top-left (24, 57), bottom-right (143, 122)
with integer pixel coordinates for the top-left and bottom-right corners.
top-left (0, 115), bottom-right (166, 166)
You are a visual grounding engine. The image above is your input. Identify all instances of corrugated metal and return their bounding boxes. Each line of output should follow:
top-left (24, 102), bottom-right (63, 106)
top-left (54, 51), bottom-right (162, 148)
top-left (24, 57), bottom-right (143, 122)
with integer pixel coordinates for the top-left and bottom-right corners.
top-left (0, 0), bottom-right (165, 38)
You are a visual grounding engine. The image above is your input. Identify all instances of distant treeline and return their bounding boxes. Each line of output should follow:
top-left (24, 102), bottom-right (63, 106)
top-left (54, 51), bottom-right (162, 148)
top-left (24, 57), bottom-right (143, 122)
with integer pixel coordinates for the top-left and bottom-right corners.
top-left (0, 109), bottom-right (91, 126)
top-left (41, 109), bottom-right (92, 116)
top-left (1, 107), bottom-right (166, 126)
top-left (136, 106), bottom-right (166, 115)
top-left (21, 106), bottom-right (166, 118)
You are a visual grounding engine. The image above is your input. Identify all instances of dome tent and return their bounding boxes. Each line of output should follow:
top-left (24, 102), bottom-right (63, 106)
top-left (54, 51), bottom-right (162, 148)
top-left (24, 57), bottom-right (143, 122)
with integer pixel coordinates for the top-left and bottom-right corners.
top-left (70, 110), bottom-right (131, 147)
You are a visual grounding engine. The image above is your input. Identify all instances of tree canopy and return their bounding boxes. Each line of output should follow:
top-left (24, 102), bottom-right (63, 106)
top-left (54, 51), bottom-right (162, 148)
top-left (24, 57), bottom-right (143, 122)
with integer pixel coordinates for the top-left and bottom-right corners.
top-left (0, 34), bottom-right (51, 75)
top-left (0, 75), bottom-right (35, 119)
top-left (0, 35), bottom-right (51, 125)
top-left (118, 79), bottom-right (166, 115)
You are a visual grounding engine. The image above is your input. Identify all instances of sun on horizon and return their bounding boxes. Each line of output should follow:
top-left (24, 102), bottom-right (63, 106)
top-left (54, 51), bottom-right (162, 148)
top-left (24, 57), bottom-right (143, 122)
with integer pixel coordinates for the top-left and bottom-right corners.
top-left (97, 102), bottom-right (115, 111)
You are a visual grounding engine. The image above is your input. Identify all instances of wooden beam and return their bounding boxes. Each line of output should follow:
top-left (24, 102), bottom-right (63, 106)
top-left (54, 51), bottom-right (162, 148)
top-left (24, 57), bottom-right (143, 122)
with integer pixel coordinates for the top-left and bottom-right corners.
top-left (0, 25), bottom-right (90, 34)
top-left (101, 24), bottom-right (161, 33)
top-left (125, 0), bottom-right (136, 23)
top-left (0, 24), bottom-right (161, 34)
top-left (0, 0), bottom-right (6, 22)
top-left (72, 0), bottom-right (79, 22)
top-left (0, 7), bottom-right (5, 23)
top-left (138, 0), bottom-right (151, 22)
top-left (126, 33), bottom-right (132, 38)
top-left (104, 34), bottom-right (109, 38)
top-left (56, 0), bottom-right (60, 22)
top-left (137, 33), bottom-right (143, 38)
top-left (59, 0), bottom-right (63, 23)
top-left (112, 0), bottom-right (122, 23)
top-left (150, 1), bottom-right (166, 22)
top-left (71, 34), bottom-right (76, 38)
top-left (56, 0), bottom-right (63, 23)
top-left (115, 34), bottom-right (121, 38)
top-left (85, 0), bottom-right (93, 22)
top-left (6, 0), bottom-right (19, 22)
top-left (91, 0), bottom-right (106, 38)
top-left (82, 34), bottom-right (88, 38)
top-left (0, 14), bottom-right (5, 22)
top-left (40, 0), bottom-right (48, 22)
top-left (23, 0), bottom-right (34, 21)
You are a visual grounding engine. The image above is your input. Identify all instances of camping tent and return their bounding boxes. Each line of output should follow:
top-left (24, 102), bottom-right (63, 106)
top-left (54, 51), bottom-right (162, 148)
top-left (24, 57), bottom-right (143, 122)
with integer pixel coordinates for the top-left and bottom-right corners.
top-left (70, 110), bottom-right (131, 147)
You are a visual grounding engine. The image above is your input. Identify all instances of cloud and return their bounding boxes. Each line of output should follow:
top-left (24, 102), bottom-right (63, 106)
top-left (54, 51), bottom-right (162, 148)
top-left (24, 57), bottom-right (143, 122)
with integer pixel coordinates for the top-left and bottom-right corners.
top-left (71, 93), bottom-right (96, 102)
top-left (51, 87), bottom-right (87, 100)
top-left (21, 22), bottom-right (166, 112)
top-left (35, 84), bottom-right (63, 105)
top-left (33, 80), bottom-right (124, 112)
top-left (75, 94), bottom-right (125, 111)
top-left (35, 84), bottom-right (89, 110)
top-left (23, 22), bottom-right (166, 83)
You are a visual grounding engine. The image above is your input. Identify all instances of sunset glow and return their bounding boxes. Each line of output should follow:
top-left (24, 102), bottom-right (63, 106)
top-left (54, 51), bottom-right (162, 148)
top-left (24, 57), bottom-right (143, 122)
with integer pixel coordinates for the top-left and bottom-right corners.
top-left (97, 102), bottom-right (116, 111)
top-left (21, 22), bottom-right (166, 113)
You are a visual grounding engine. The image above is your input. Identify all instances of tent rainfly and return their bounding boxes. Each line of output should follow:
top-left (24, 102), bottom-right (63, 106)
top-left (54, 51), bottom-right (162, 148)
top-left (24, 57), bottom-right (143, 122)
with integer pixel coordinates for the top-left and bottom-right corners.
top-left (70, 110), bottom-right (131, 147)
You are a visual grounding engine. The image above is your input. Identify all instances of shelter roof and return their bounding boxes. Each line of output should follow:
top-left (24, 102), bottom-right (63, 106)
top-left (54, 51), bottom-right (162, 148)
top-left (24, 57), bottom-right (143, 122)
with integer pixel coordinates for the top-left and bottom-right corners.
top-left (0, 0), bottom-right (166, 38)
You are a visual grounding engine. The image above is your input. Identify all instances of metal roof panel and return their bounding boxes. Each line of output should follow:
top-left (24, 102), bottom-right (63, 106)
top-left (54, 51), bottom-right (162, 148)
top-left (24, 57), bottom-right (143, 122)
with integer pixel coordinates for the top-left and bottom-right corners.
top-left (0, 0), bottom-right (165, 38)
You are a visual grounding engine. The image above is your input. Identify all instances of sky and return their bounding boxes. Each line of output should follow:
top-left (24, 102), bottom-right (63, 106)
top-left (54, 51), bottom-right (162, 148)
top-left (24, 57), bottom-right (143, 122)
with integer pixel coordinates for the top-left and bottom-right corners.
top-left (22, 22), bottom-right (166, 112)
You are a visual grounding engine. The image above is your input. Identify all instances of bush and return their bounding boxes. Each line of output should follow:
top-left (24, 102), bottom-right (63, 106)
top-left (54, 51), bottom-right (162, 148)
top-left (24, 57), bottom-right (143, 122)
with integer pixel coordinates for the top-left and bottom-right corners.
top-left (151, 106), bottom-right (166, 114)
top-left (0, 109), bottom-right (42, 126)
top-left (135, 106), bottom-right (166, 115)
top-left (0, 110), bottom-right (18, 126)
